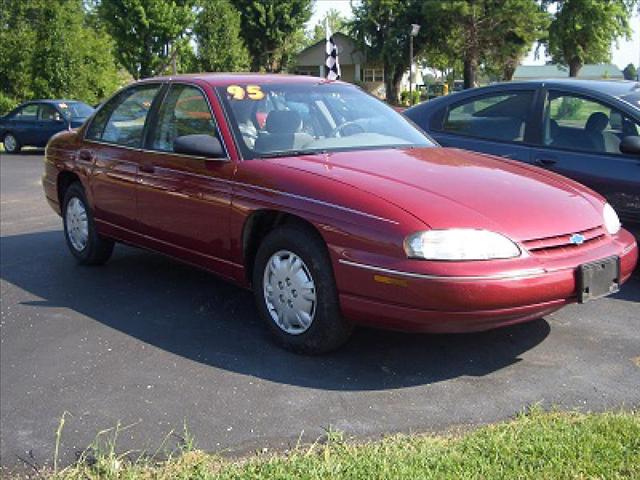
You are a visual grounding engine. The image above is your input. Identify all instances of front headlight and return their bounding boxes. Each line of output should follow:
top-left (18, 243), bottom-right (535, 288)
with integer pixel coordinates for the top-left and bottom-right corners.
top-left (603, 203), bottom-right (621, 234)
top-left (404, 229), bottom-right (521, 260)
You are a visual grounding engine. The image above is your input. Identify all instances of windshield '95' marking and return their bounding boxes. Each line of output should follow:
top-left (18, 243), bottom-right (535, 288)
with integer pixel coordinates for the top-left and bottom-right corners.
top-left (227, 85), bottom-right (264, 100)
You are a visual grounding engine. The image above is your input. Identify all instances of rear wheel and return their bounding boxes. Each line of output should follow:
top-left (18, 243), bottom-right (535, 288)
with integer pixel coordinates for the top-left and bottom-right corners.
top-left (253, 225), bottom-right (353, 354)
top-left (3, 133), bottom-right (20, 153)
top-left (62, 182), bottom-right (114, 265)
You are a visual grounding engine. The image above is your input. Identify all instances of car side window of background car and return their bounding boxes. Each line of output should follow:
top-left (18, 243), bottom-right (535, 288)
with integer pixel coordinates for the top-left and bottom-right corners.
top-left (442, 91), bottom-right (534, 143)
top-left (149, 84), bottom-right (218, 152)
top-left (13, 104), bottom-right (38, 120)
top-left (38, 104), bottom-right (61, 122)
top-left (543, 92), bottom-right (639, 155)
top-left (85, 84), bottom-right (161, 147)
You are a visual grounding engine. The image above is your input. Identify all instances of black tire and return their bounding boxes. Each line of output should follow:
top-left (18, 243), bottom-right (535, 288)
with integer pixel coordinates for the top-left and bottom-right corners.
top-left (3, 133), bottom-right (21, 153)
top-left (62, 182), bottom-right (114, 265)
top-left (252, 224), bottom-right (353, 354)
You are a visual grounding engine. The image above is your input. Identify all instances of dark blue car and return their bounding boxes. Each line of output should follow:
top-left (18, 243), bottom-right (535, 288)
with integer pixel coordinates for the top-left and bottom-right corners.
top-left (0, 100), bottom-right (94, 153)
top-left (405, 80), bottom-right (640, 224)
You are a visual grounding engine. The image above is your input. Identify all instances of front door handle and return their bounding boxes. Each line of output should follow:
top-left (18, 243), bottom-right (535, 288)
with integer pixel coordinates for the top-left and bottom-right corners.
top-left (140, 163), bottom-right (155, 173)
top-left (78, 149), bottom-right (94, 162)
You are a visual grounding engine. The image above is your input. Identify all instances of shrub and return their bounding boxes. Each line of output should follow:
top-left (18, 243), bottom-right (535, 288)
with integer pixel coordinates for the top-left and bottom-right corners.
top-left (0, 92), bottom-right (18, 116)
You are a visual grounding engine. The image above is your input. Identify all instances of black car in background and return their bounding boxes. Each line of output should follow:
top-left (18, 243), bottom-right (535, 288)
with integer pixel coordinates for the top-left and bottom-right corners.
top-left (405, 80), bottom-right (640, 224)
top-left (0, 100), bottom-right (94, 153)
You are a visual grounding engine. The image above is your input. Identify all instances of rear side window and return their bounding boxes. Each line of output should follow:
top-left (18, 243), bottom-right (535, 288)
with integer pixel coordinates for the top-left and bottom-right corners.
top-left (86, 84), bottom-right (161, 147)
top-left (443, 91), bottom-right (534, 143)
top-left (13, 104), bottom-right (38, 120)
top-left (148, 84), bottom-right (218, 152)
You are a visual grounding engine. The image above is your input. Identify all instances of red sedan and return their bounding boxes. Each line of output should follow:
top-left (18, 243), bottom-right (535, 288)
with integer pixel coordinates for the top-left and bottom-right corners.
top-left (43, 74), bottom-right (638, 353)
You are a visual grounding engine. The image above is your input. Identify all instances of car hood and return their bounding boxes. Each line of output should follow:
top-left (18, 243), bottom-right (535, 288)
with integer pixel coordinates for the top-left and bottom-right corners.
top-left (271, 147), bottom-right (604, 241)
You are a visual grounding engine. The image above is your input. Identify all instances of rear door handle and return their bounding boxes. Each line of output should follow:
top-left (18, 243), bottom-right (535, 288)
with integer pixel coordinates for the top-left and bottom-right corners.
top-left (535, 157), bottom-right (557, 166)
top-left (140, 163), bottom-right (155, 173)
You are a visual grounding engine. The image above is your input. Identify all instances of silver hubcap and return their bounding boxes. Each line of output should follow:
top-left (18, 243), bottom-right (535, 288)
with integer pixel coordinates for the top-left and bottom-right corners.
top-left (263, 250), bottom-right (317, 335)
top-left (66, 197), bottom-right (89, 251)
top-left (4, 135), bottom-right (16, 151)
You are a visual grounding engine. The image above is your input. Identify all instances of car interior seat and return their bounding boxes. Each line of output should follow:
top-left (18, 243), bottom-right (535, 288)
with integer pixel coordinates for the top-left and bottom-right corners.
top-left (585, 111), bottom-right (622, 154)
top-left (255, 110), bottom-right (313, 153)
top-left (584, 112), bottom-right (609, 152)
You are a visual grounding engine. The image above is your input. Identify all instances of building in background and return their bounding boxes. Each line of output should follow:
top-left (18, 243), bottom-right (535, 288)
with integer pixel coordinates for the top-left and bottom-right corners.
top-left (293, 32), bottom-right (386, 97)
top-left (513, 64), bottom-right (624, 81)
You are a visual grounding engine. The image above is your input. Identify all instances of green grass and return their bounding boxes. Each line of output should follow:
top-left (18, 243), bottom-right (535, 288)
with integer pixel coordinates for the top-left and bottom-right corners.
top-left (40, 408), bottom-right (640, 480)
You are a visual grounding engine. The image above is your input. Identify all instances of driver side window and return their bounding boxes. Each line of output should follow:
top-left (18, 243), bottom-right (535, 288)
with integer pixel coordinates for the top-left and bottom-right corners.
top-left (39, 104), bottom-right (62, 122)
top-left (544, 92), bottom-right (640, 155)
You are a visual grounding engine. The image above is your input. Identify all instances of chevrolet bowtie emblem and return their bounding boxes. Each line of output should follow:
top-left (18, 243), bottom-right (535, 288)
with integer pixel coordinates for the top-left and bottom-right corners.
top-left (569, 233), bottom-right (585, 245)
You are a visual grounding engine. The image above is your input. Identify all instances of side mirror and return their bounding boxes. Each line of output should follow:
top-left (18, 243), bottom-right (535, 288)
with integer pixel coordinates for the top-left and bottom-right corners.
top-left (173, 134), bottom-right (225, 159)
top-left (619, 136), bottom-right (640, 155)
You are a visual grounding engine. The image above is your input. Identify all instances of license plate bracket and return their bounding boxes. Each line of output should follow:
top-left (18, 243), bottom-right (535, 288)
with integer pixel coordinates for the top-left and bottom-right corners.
top-left (578, 256), bottom-right (620, 303)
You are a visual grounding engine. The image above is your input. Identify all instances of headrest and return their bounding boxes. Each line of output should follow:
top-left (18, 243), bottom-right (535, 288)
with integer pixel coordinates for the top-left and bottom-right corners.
top-left (265, 110), bottom-right (301, 134)
top-left (585, 112), bottom-right (608, 132)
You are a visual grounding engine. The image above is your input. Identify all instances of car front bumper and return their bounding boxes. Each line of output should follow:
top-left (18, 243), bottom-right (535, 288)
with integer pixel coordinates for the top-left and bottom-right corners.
top-left (334, 228), bottom-right (638, 333)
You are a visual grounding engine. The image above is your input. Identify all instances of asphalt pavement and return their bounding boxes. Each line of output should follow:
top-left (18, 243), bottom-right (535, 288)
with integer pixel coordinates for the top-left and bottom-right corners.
top-left (1, 150), bottom-right (639, 473)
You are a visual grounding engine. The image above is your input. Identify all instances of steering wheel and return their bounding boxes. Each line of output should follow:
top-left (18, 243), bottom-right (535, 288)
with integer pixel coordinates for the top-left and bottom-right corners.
top-left (330, 121), bottom-right (366, 138)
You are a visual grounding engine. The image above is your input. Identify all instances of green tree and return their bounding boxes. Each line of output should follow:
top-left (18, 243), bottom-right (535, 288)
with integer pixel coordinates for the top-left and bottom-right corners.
top-left (350, 0), bottom-right (428, 103)
top-left (194, 0), bottom-right (250, 72)
top-left (97, 0), bottom-right (195, 79)
top-left (484, 1), bottom-right (550, 81)
top-left (623, 63), bottom-right (638, 80)
top-left (234, 0), bottom-right (313, 72)
top-left (547, 0), bottom-right (637, 77)
top-left (422, 0), bottom-right (549, 88)
top-left (0, 0), bottom-right (123, 109)
top-left (307, 8), bottom-right (348, 45)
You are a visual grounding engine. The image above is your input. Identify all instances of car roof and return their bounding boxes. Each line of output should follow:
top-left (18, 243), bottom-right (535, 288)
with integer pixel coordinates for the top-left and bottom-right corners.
top-left (487, 79), bottom-right (640, 98)
top-left (23, 99), bottom-right (85, 104)
top-left (405, 79), bottom-right (640, 116)
top-left (139, 73), bottom-right (348, 87)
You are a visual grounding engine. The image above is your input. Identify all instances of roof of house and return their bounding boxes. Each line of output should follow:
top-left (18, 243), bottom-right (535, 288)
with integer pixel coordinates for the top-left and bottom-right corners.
top-left (513, 64), bottom-right (624, 79)
top-left (294, 32), bottom-right (368, 66)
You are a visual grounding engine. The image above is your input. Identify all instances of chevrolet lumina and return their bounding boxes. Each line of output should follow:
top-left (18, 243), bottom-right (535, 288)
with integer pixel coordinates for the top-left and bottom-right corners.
top-left (42, 74), bottom-right (638, 353)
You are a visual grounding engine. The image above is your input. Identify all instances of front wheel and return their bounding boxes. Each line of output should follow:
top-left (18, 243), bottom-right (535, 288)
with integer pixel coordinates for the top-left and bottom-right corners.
top-left (253, 225), bottom-right (353, 354)
top-left (3, 133), bottom-right (21, 153)
top-left (62, 182), bottom-right (114, 265)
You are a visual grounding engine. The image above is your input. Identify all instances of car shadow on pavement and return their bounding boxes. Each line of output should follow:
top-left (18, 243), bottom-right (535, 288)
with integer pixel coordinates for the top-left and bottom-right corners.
top-left (1, 230), bottom-right (553, 391)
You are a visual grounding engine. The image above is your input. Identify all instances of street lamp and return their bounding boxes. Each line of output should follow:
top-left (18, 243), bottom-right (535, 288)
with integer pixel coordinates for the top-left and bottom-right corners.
top-left (409, 24), bottom-right (421, 105)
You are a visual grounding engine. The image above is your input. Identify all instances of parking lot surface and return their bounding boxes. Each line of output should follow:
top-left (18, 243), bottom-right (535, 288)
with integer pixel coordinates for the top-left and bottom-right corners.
top-left (1, 151), bottom-right (639, 472)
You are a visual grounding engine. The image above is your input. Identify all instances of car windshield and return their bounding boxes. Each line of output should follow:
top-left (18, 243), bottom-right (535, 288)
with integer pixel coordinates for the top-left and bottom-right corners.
top-left (58, 102), bottom-right (94, 119)
top-left (217, 82), bottom-right (435, 158)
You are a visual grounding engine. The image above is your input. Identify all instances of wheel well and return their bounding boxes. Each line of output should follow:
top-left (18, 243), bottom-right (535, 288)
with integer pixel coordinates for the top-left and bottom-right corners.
top-left (2, 131), bottom-right (17, 142)
top-left (242, 210), bottom-right (324, 284)
top-left (57, 171), bottom-right (80, 206)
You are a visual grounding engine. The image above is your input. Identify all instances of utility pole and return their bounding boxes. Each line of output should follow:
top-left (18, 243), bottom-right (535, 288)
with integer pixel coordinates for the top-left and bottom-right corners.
top-left (409, 24), bottom-right (421, 105)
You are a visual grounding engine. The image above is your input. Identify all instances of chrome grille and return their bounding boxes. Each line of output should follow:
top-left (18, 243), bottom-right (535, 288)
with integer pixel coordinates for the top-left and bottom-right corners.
top-left (522, 226), bottom-right (607, 257)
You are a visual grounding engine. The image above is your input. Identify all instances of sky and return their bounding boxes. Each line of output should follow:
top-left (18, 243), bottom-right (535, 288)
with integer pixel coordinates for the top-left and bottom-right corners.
top-left (308, 0), bottom-right (640, 69)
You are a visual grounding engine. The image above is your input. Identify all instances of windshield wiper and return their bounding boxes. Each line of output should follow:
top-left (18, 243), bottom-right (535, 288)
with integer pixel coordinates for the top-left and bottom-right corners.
top-left (258, 150), bottom-right (325, 159)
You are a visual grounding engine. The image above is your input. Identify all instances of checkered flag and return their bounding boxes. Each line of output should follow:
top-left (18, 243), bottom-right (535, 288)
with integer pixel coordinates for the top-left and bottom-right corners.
top-left (325, 19), bottom-right (340, 80)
